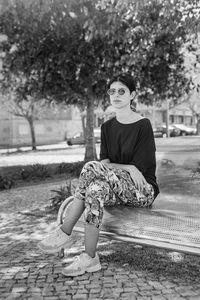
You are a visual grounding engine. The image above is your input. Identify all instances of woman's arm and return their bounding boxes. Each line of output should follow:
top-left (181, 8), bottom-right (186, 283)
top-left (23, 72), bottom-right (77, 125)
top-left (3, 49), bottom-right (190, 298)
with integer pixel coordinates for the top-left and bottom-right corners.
top-left (129, 119), bottom-right (156, 174)
top-left (101, 160), bottom-right (147, 191)
top-left (100, 125), bottom-right (109, 161)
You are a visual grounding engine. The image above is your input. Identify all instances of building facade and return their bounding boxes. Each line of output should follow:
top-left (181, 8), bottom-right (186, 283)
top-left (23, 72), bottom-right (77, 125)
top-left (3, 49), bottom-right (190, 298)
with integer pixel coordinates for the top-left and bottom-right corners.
top-left (0, 100), bottom-right (197, 148)
top-left (0, 105), bottom-right (82, 148)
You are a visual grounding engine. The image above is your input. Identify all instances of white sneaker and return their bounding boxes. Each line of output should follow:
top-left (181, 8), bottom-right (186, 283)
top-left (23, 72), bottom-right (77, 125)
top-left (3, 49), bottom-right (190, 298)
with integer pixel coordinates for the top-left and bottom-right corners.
top-left (37, 227), bottom-right (74, 254)
top-left (62, 253), bottom-right (101, 276)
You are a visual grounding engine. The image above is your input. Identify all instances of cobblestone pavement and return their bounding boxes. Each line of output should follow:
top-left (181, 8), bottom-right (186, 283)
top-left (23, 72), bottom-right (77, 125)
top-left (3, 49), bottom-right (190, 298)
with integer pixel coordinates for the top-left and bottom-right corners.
top-left (1, 176), bottom-right (200, 300)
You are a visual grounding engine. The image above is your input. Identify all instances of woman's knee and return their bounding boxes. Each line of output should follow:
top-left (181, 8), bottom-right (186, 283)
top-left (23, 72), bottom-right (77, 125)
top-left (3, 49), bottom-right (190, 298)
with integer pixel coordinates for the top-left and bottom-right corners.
top-left (84, 180), bottom-right (109, 223)
top-left (82, 160), bottom-right (102, 172)
top-left (86, 179), bottom-right (109, 200)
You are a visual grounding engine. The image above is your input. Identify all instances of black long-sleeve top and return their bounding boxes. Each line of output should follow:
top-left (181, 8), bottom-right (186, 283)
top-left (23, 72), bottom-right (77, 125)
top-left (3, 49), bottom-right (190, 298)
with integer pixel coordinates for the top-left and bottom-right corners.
top-left (100, 117), bottom-right (159, 199)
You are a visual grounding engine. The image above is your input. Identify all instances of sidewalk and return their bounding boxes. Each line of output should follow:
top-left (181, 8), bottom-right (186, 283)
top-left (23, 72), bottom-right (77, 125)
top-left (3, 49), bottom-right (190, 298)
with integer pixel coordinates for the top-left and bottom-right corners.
top-left (1, 166), bottom-right (200, 299)
top-left (0, 142), bottom-right (69, 154)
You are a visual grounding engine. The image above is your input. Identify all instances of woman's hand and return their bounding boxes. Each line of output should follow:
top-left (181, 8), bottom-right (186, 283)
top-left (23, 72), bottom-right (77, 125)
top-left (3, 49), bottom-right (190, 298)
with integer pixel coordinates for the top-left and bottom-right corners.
top-left (126, 165), bottom-right (147, 192)
top-left (108, 163), bottom-right (147, 192)
top-left (101, 159), bottom-right (111, 164)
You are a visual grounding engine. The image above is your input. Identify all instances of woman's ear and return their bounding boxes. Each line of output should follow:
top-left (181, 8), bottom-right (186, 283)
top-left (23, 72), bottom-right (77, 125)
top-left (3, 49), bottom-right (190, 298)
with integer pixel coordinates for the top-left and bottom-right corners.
top-left (130, 91), bottom-right (136, 100)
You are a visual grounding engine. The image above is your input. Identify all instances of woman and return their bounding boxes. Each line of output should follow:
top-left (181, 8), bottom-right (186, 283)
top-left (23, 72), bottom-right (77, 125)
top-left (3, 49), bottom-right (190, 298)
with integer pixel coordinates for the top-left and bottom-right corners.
top-left (38, 73), bottom-right (159, 277)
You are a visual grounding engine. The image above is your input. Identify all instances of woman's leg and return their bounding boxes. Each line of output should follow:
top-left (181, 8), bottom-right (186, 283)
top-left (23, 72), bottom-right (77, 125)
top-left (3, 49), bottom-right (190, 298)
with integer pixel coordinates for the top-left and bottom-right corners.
top-left (61, 198), bottom-right (85, 235)
top-left (80, 161), bottom-right (155, 207)
top-left (74, 161), bottom-right (155, 255)
top-left (60, 161), bottom-right (111, 235)
top-left (83, 177), bottom-right (111, 258)
top-left (39, 160), bottom-right (154, 255)
top-left (62, 161), bottom-right (155, 276)
top-left (84, 224), bottom-right (100, 258)
top-left (38, 199), bottom-right (84, 253)
top-left (62, 174), bottom-right (111, 277)
top-left (38, 161), bottom-right (110, 254)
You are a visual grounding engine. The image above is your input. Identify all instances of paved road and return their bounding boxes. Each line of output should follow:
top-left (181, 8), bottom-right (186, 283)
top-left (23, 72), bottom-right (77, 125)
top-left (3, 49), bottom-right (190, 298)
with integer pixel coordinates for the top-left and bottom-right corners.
top-left (0, 137), bottom-right (200, 168)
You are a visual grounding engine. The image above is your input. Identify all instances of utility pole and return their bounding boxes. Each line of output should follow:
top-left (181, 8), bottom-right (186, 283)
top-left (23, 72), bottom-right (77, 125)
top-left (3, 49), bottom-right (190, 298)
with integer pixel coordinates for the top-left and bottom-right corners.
top-left (152, 100), bottom-right (155, 129)
top-left (166, 98), bottom-right (170, 138)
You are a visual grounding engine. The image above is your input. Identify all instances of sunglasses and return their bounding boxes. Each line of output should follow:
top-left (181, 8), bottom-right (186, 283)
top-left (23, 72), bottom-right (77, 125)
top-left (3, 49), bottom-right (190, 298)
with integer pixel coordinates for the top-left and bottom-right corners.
top-left (107, 88), bottom-right (127, 96)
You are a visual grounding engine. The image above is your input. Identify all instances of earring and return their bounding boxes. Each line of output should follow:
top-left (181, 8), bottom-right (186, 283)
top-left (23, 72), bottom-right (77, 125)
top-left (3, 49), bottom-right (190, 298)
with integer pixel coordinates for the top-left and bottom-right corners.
top-left (130, 100), bottom-right (137, 112)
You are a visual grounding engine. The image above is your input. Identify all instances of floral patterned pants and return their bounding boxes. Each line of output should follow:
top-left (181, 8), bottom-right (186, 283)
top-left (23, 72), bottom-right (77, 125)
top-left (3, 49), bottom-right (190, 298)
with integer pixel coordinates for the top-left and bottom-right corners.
top-left (74, 161), bottom-right (155, 228)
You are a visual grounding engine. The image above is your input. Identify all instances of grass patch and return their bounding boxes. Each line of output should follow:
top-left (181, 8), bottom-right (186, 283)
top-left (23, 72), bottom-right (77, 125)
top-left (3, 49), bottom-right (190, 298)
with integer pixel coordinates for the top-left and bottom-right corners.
top-left (99, 241), bottom-right (200, 282)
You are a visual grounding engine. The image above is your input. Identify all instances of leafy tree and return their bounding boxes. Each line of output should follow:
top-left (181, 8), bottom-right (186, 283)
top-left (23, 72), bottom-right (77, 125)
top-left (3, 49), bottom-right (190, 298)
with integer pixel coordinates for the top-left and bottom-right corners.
top-left (0, 72), bottom-right (51, 150)
top-left (182, 36), bottom-right (200, 134)
top-left (0, 0), bottom-right (191, 157)
top-left (39, 0), bottom-right (191, 141)
top-left (180, 1), bottom-right (200, 134)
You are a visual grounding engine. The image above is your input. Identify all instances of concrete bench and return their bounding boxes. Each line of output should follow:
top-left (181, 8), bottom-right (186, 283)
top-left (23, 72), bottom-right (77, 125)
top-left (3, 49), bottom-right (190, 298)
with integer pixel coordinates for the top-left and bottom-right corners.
top-left (57, 194), bottom-right (200, 256)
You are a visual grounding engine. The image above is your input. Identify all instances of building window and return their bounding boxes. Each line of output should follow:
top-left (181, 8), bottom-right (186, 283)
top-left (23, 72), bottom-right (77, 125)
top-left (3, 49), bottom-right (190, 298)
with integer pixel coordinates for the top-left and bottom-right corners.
top-left (170, 115), bottom-right (174, 123)
top-left (162, 111), bottom-right (166, 123)
top-left (178, 115), bottom-right (184, 123)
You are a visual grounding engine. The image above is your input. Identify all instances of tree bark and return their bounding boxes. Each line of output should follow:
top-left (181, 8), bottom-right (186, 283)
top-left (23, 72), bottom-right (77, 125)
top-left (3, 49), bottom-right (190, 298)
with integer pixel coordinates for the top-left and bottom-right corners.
top-left (80, 111), bottom-right (86, 141)
top-left (27, 117), bottom-right (37, 150)
top-left (84, 96), bottom-right (97, 161)
top-left (196, 115), bottom-right (200, 135)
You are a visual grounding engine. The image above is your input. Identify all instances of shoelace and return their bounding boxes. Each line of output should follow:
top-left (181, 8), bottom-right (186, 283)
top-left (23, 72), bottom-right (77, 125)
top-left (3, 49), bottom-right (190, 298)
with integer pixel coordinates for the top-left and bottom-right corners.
top-left (48, 228), bottom-right (62, 242)
top-left (71, 254), bottom-right (89, 268)
top-left (70, 256), bottom-right (81, 268)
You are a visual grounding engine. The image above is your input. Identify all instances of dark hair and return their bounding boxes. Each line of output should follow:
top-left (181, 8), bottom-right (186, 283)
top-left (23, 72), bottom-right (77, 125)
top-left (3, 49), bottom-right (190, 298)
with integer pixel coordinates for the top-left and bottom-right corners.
top-left (108, 73), bottom-right (136, 92)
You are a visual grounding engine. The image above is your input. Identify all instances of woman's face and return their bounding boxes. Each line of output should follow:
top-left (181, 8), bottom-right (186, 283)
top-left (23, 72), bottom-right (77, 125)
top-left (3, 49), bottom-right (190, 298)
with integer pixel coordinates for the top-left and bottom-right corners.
top-left (108, 81), bottom-right (134, 110)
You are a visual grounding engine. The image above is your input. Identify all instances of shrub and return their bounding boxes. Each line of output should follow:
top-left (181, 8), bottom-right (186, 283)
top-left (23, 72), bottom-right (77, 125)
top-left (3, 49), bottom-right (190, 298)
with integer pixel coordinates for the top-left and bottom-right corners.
top-left (192, 161), bottom-right (200, 179)
top-left (20, 164), bottom-right (52, 181)
top-left (57, 161), bottom-right (85, 177)
top-left (0, 174), bottom-right (13, 190)
top-left (46, 182), bottom-right (72, 213)
top-left (0, 160), bottom-right (86, 189)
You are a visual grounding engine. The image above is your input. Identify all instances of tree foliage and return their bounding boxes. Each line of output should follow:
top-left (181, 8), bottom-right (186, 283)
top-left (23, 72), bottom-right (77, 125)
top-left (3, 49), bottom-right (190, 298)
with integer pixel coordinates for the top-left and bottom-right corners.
top-left (0, 0), bottom-right (196, 157)
top-left (0, 0), bottom-right (191, 100)
top-left (174, 0), bottom-right (200, 133)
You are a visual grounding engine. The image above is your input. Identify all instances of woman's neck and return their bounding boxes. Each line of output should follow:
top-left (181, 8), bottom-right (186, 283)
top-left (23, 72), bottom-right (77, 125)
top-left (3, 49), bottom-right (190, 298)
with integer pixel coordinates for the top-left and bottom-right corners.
top-left (115, 108), bottom-right (141, 123)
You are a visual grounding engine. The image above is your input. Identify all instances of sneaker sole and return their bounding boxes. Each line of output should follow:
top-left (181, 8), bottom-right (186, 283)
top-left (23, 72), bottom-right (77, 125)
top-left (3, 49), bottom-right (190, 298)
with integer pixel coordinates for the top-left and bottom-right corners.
top-left (37, 239), bottom-right (74, 254)
top-left (62, 264), bottom-right (102, 277)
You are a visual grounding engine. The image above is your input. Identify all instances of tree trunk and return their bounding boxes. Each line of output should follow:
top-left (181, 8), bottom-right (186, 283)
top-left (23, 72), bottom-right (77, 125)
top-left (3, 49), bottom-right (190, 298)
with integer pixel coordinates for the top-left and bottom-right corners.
top-left (84, 96), bottom-right (97, 161)
top-left (196, 115), bottom-right (200, 135)
top-left (27, 117), bottom-right (37, 150)
top-left (80, 111), bottom-right (86, 141)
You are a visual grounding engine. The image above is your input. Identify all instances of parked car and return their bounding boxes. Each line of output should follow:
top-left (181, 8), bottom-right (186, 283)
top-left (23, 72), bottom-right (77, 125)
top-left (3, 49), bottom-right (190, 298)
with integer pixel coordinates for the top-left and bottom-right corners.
top-left (173, 124), bottom-right (196, 136)
top-left (67, 128), bottom-right (101, 146)
top-left (153, 124), bottom-right (180, 138)
top-left (162, 124), bottom-right (181, 137)
top-left (153, 127), bottom-right (164, 138)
